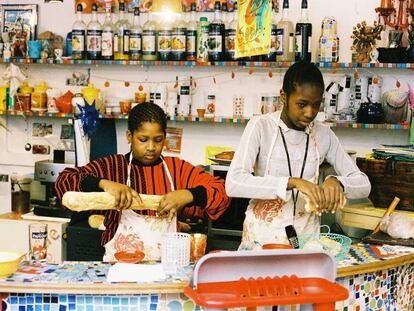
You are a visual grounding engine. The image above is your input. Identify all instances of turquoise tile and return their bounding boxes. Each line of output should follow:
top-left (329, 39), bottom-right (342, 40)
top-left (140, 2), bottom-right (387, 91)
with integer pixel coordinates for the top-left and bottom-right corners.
top-left (140, 297), bottom-right (148, 303)
top-left (43, 305), bottom-right (50, 311)
top-left (77, 306), bottom-right (85, 311)
top-left (121, 307), bottom-right (128, 311)
top-left (86, 296), bottom-right (93, 304)
top-left (86, 306), bottom-right (93, 311)
top-left (59, 295), bottom-right (67, 303)
top-left (35, 305), bottom-right (42, 311)
top-left (113, 308), bottom-right (120, 311)
top-left (130, 298), bottom-right (138, 305)
top-left (104, 297), bottom-right (111, 304)
top-left (121, 298), bottom-right (128, 305)
top-left (94, 297), bottom-right (103, 304)
top-left (112, 298), bottom-right (119, 305)
top-left (78, 296), bottom-right (85, 304)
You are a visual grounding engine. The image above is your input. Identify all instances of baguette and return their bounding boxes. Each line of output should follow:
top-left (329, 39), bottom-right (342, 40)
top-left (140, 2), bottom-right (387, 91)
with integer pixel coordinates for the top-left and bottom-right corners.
top-left (62, 191), bottom-right (162, 212)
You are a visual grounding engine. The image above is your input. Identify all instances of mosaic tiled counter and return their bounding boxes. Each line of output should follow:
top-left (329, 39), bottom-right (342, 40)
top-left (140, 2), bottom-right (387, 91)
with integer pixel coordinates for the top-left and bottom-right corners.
top-left (1, 243), bottom-right (414, 311)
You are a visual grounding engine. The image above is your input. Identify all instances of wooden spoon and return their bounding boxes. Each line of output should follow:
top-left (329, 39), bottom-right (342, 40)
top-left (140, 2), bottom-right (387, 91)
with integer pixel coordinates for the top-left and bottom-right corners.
top-left (372, 196), bottom-right (400, 234)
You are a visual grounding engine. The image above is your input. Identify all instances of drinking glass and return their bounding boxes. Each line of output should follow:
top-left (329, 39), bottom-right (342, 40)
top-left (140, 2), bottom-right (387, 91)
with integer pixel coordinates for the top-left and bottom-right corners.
top-left (29, 223), bottom-right (48, 261)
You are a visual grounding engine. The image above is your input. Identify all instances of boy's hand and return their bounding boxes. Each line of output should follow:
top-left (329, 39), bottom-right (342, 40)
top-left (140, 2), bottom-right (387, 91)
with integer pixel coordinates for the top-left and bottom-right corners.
top-left (158, 190), bottom-right (194, 222)
top-left (99, 179), bottom-right (141, 210)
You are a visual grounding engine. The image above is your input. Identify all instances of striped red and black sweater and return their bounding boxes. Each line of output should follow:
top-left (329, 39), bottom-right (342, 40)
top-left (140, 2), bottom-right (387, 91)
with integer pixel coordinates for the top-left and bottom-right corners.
top-left (55, 153), bottom-right (230, 245)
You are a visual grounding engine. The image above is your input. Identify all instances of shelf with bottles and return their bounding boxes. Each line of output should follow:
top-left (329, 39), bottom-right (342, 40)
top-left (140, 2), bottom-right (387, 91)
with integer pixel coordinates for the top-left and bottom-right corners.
top-left (1, 57), bottom-right (414, 69)
top-left (0, 110), bottom-right (409, 129)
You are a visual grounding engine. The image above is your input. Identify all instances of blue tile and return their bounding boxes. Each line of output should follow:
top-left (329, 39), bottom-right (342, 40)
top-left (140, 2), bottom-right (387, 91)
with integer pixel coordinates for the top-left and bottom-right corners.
top-left (111, 298), bottom-right (119, 305)
top-left (59, 296), bottom-right (67, 303)
top-left (35, 296), bottom-right (42, 304)
top-left (86, 296), bottom-right (93, 304)
top-left (27, 306), bottom-right (34, 311)
top-left (121, 298), bottom-right (128, 305)
top-left (43, 305), bottom-right (50, 311)
top-left (68, 295), bottom-right (75, 303)
top-left (68, 304), bottom-right (76, 310)
top-left (150, 295), bottom-right (158, 303)
top-left (150, 304), bottom-right (157, 311)
top-left (35, 305), bottom-right (42, 311)
top-left (19, 298), bottom-right (27, 304)
top-left (27, 297), bottom-right (34, 304)
top-left (59, 306), bottom-right (67, 311)
top-left (77, 296), bottom-right (85, 304)
top-left (19, 306), bottom-right (26, 311)
top-left (104, 297), bottom-right (111, 304)
top-left (11, 297), bottom-right (18, 304)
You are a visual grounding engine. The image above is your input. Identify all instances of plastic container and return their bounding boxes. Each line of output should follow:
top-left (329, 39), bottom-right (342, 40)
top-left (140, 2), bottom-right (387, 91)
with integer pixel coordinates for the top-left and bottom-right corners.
top-left (0, 251), bottom-right (24, 278)
top-left (161, 232), bottom-right (190, 274)
top-left (31, 82), bottom-right (49, 112)
top-left (11, 176), bottom-right (32, 214)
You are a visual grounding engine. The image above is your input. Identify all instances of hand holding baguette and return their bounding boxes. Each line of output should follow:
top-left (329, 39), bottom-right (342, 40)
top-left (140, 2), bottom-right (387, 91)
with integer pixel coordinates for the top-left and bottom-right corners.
top-left (62, 191), bottom-right (163, 212)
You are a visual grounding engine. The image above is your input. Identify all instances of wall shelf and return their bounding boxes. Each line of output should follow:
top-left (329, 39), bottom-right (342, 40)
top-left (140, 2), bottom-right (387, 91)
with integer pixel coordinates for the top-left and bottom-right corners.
top-left (0, 110), bottom-right (409, 129)
top-left (1, 58), bottom-right (414, 69)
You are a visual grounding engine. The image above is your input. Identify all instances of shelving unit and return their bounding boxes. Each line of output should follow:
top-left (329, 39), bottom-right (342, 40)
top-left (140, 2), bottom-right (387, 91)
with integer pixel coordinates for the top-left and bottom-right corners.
top-left (0, 110), bottom-right (409, 129)
top-left (1, 58), bottom-right (414, 69)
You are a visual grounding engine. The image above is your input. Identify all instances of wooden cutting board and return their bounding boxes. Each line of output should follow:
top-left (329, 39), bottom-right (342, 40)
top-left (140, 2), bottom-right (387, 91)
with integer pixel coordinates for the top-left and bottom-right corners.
top-left (363, 231), bottom-right (414, 247)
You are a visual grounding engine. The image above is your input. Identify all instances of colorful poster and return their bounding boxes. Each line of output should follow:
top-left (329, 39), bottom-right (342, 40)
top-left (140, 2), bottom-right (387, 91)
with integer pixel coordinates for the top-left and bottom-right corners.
top-left (235, 0), bottom-right (271, 58)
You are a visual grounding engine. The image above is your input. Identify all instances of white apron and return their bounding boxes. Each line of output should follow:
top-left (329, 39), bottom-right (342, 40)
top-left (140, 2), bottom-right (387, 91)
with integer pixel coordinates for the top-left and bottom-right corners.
top-left (103, 156), bottom-right (177, 261)
top-left (241, 114), bottom-right (321, 248)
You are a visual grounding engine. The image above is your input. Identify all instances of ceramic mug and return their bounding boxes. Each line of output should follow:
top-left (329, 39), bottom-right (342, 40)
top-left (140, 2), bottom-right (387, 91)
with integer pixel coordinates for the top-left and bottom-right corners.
top-left (28, 41), bottom-right (41, 59)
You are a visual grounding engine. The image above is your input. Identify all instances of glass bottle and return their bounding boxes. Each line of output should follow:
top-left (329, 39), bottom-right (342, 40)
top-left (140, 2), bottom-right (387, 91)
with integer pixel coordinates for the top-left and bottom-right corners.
top-left (262, 3), bottom-right (277, 61)
top-left (142, 11), bottom-right (157, 60)
top-left (72, 4), bottom-right (86, 60)
top-left (101, 4), bottom-right (114, 60)
top-left (276, 0), bottom-right (294, 62)
top-left (197, 17), bottom-right (210, 62)
top-left (171, 13), bottom-right (187, 61)
top-left (295, 0), bottom-right (312, 62)
top-left (157, 18), bottom-right (172, 61)
top-left (225, 2), bottom-right (237, 61)
top-left (129, 7), bottom-right (142, 60)
top-left (114, 2), bottom-right (130, 60)
top-left (186, 3), bottom-right (197, 61)
top-left (208, 1), bottom-right (225, 61)
top-left (87, 3), bottom-right (102, 60)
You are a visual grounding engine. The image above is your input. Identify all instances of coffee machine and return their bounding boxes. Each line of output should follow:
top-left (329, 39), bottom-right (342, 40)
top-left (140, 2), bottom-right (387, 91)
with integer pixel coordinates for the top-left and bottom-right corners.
top-left (32, 160), bottom-right (74, 218)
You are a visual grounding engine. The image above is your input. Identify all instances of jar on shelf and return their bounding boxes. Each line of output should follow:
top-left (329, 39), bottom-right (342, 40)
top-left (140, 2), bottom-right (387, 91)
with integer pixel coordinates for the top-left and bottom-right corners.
top-left (261, 94), bottom-right (280, 114)
top-left (15, 81), bottom-right (33, 112)
top-left (31, 82), bottom-right (48, 112)
top-left (205, 93), bottom-right (216, 117)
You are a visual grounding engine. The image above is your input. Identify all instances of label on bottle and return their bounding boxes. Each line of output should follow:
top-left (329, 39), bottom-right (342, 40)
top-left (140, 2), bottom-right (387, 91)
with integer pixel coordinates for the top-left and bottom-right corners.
top-left (288, 33), bottom-right (294, 53)
top-left (87, 29), bottom-right (102, 52)
top-left (123, 29), bottom-right (130, 53)
top-left (157, 30), bottom-right (172, 59)
top-left (186, 30), bottom-right (196, 60)
top-left (130, 31), bottom-right (142, 56)
top-left (225, 28), bottom-right (236, 59)
top-left (114, 34), bottom-right (119, 53)
top-left (102, 30), bottom-right (113, 57)
top-left (295, 23), bottom-right (312, 61)
top-left (263, 24), bottom-right (277, 60)
top-left (142, 30), bottom-right (156, 56)
top-left (208, 23), bottom-right (224, 60)
top-left (72, 29), bottom-right (85, 54)
top-left (172, 27), bottom-right (186, 59)
top-left (275, 28), bottom-right (284, 55)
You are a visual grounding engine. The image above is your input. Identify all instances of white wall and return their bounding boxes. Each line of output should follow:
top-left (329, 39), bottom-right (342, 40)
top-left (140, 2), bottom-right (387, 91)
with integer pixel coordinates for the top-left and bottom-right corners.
top-left (0, 0), bottom-right (412, 179)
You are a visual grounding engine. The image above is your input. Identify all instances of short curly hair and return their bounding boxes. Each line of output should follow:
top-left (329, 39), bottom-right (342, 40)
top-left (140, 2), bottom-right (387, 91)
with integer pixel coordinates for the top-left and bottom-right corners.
top-left (127, 102), bottom-right (167, 134)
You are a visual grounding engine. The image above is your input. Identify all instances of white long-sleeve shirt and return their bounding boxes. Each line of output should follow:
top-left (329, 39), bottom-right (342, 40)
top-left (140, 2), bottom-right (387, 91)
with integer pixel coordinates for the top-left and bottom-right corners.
top-left (226, 111), bottom-right (371, 202)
